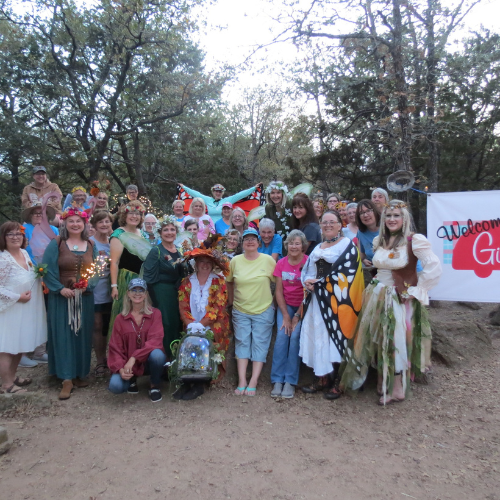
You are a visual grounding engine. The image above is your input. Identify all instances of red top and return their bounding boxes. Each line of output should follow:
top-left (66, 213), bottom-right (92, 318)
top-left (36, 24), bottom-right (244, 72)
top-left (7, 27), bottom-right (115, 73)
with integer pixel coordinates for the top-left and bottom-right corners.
top-left (107, 308), bottom-right (165, 376)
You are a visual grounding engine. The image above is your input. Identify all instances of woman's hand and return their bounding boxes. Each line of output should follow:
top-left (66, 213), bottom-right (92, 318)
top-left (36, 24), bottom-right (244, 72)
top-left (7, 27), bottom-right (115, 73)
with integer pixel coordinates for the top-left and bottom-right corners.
top-left (120, 357), bottom-right (136, 380)
top-left (291, 315), bottom-right (300, 331)
top-left (281, 314), bottom-right (293, 336)
top-left (18, 291), bottom-right (31, 303)
top-left (304, 279), bottom-right (317, 292)
top-left (60, 287), bottom-right (75, 298)
top-left (111, 287), bottom-right (119, 300)
top-left (362, 258), bottom-right (372, 267)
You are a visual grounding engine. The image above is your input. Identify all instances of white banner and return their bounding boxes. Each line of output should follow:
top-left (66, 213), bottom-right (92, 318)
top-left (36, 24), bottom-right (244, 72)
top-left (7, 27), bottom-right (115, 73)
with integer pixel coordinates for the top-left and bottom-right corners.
top-left (427, 190), bottom-right (500, 303)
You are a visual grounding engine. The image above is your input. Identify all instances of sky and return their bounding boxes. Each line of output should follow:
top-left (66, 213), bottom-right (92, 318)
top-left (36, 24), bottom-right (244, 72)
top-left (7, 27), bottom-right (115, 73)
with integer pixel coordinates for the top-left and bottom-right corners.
top-left (194, 0), bottom-right (500, 102)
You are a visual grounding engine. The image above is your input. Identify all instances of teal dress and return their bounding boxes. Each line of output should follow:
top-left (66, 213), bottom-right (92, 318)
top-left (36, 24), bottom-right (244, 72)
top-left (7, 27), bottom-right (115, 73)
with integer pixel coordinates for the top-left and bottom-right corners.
top-left (42, 238), bottom-right (98, 380)
top-left (143, 244), bottom-right (186, 358)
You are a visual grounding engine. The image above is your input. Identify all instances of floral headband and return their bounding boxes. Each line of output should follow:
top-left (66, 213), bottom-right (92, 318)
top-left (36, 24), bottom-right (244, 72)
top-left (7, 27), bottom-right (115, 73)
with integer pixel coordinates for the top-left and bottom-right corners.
top-left (90, 178), bottom-right (112, 197)
top-left (61, 208), bottom-right (89, 220)
top-left (335, 201), bottom-right (347, 210)
top-left (159, 214), bottom-right (177, 226)
top-left (125, 205), bottom-right (145, 214)
top-left (265, 181), bottom-right (289, 195)
top-left (384, 202), bottom-right (407, 210)
top-left (71, 186), bottom-right (87, 194)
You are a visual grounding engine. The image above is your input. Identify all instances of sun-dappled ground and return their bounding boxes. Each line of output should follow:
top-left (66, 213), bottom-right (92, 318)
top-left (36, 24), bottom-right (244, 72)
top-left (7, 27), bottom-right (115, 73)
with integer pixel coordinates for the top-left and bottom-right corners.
top-left (1, 302), bottom-right (499, 500)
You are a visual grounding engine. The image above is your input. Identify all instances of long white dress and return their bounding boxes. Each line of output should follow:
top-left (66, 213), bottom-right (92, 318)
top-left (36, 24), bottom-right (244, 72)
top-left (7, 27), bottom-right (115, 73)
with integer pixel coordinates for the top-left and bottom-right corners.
top-left (300, 238), bottom-right (351, 376)
top-left (0, 250), bottom-right (47, 354)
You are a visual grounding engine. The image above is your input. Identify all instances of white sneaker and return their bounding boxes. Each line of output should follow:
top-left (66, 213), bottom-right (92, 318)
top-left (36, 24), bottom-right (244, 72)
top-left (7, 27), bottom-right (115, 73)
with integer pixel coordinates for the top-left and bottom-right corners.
top-left (33, 353), bottom-right (49, 363)
top-left (19, 355), bottom-right (38, 368)
top-left (281, 382), bottom-right (295, 399)
top-left (271, 382), bottom-right (283, 397)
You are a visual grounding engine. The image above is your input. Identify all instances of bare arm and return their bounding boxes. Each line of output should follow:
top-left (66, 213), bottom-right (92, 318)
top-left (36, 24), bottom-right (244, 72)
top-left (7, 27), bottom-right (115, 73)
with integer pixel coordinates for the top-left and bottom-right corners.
top-left (226, 281), bottom-right (234, 307)
top-left (109, 237), bottom-right (124, 300)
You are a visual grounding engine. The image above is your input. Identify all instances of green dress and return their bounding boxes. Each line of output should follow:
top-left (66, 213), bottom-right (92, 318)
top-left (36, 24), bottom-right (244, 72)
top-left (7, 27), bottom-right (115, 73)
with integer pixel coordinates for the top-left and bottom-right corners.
top-left (43, 238), bottom-right (98, 380)
top-left (143, 244), bottom-right (186, 358)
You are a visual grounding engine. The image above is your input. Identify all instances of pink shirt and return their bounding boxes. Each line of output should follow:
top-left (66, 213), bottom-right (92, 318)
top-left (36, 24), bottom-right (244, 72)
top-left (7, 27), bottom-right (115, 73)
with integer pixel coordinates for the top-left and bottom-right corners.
top-left (273, 255), bottom-right (308, 307)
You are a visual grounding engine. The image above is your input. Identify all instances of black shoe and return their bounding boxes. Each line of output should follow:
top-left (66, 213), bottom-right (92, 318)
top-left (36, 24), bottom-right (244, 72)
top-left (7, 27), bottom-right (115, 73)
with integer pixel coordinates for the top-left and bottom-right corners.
top-left (172, 384), bottom-right (189, 400)
top-left (323, 387), bottom-right (341, 400)
top-left (127, 378), bottom-right (138, 394)
top-left (149, 388), bottom-right (162, 403)
top-left (181, 383), bottom-right (205, 401)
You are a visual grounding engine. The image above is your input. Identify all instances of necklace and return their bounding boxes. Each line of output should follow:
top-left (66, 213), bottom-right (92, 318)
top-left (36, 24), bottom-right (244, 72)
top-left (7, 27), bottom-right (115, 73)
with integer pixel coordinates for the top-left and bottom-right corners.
top-left (129, 316), bottom-right (146, 346)
top-left (324, 234), bottom-right (341, 243)
top-left (72, 245), bottom-right (79, 251)
top-left (390, 230), bottom-right (402, 236)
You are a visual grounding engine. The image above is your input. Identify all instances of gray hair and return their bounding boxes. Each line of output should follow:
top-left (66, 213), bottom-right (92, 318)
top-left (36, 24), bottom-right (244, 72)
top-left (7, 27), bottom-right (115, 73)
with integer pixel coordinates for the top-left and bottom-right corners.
top-left (59, 220), bottom-right (90, 241)
top-left (144, 213), bottom-right (158, 223)
top-left (371, 187), bottom-right (389, 202)
top-left (327, 193), bottom-right (340, 203)
top-left (126, 184), bottom-right (138, 192)
top-left (284, 229), bottom-right (308, 252)
top-left (346, 202), bottom-right (358, 211)
top-left (259, 218), bottom-right (275, 232)
top-left (184, 218), bottom-right (199, 230)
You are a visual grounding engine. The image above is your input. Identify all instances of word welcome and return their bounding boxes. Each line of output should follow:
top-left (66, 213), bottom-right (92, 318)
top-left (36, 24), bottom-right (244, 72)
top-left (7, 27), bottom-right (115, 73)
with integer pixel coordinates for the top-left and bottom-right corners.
top-left (437, 218), bottom-right (500, 241)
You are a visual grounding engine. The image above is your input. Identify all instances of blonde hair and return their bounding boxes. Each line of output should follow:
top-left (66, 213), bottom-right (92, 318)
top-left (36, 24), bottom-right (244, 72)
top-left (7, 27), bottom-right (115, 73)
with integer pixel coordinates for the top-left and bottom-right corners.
top-left (121, 290), bottom-right (154, 316)
top-left (374, 199), bottom-right (415, 252)
top-left (189, 197), bottom-right (206, 215)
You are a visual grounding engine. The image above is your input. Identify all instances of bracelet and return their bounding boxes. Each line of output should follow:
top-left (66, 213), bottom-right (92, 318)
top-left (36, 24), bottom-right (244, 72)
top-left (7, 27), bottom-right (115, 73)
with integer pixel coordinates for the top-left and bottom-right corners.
top-left (111, 284), bottom-right (118, 288)
top-left (294, 313), bottom-right (300, 318)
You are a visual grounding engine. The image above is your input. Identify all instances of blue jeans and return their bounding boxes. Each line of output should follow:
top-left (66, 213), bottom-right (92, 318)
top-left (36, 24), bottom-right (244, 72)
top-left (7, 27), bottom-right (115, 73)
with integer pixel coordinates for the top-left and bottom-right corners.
top-left (271, 305), bottom-right (301, 385)
top-left (108, 349), bottom-right (166, 394)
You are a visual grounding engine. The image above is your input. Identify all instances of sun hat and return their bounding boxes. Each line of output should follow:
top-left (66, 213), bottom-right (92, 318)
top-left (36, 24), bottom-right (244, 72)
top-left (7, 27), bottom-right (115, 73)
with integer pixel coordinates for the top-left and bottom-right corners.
top-left (182, 247), bottom-right (230, 276)
top-left (22, 201), bottom-right (56, 223)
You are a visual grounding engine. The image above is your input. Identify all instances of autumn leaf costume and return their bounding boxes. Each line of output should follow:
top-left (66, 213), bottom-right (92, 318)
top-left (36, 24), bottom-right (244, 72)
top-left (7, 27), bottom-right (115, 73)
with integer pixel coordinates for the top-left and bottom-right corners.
top-left (177, 248), bottom-right (230, 380)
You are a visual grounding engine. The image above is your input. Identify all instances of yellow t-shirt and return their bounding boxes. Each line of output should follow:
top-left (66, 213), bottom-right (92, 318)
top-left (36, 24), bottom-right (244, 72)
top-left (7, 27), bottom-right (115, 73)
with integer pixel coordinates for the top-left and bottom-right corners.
top-left (227, 254), bottom-right (276, 315)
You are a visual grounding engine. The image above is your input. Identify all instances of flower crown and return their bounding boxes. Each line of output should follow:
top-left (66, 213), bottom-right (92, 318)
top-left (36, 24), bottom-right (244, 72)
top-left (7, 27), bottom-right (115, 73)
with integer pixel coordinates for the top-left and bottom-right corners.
top-left (125, 205), bottom-right (145, 214)
top-left (335, 201), bottom-right (347, 210)
top-left (384, 202), bottom-right (407, 210)
top-left (89, 178), bottom-right (112, 197)
top-left (19, 225), bottom-right (26, 236)
top-left (71, 186), bottom-right (87, 194)
top-left (61, 208), bottom-right (89, 220)
top-left (265, 181), bottom-right (289, 195)
top-left (159, 214), bottom-right (177, 226)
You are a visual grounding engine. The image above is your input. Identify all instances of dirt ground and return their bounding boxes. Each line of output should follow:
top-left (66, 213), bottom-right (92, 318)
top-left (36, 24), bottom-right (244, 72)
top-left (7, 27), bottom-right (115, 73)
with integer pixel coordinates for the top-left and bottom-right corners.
top-left (1, 302), bottom-right (499, 500)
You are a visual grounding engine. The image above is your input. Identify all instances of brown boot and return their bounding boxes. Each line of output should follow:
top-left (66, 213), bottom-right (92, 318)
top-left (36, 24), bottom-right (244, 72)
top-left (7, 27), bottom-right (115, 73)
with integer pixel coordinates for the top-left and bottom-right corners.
top-left (72, 378), bottom-right (89, 388)
top-left (59, 380), bottom-right (73, 400)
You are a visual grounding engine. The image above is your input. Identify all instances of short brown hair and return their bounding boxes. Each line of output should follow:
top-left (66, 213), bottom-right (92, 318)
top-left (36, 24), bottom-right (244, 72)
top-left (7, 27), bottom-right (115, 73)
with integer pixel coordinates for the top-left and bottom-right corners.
top-left (0, 221), bottom-right (28, 251)
top-left (90, 211), bottom-right (112, 227)
top-left (118, 201), bottom-right (146, 227)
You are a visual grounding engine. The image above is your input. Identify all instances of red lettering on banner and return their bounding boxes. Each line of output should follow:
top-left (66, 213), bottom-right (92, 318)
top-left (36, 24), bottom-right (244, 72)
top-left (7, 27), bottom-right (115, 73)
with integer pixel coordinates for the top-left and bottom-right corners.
top-left (452, 223), bottom-right (500, 278)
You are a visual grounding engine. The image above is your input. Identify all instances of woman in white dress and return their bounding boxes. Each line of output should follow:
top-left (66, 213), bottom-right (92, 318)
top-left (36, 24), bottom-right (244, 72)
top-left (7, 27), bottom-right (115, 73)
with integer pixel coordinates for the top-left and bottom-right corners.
top-left (340, 200), bottom-right (442, 405)
top-left (300, 211), bottom-right (364, 400)
top-left (0, 222), bottom-right (47, 393)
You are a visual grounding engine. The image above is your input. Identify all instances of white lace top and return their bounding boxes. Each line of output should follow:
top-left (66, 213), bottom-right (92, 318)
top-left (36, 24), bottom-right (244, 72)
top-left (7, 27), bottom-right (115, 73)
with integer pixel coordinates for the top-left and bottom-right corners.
top-left (0, 250), bottom-right (34, 313)
top-left (372, 234), bottom-right (442, 305)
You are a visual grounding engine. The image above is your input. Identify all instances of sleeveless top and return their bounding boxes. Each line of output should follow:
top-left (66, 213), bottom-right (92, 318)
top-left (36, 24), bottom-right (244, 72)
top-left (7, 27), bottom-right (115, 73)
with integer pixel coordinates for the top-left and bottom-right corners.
top-left (57, 237), bottom-right (94, 289)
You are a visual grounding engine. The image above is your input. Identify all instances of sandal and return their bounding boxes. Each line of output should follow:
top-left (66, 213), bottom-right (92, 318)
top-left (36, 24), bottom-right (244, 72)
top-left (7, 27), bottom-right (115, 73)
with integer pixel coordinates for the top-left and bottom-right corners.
top-left (14, 376), bottom-right (32, 387)
top-left (244, 387), bottom-right (256, 397)
top-left (378, 395), bottom-right (404, 406)
top-left (5, 384), bottom-right (27, 394)
top-left (94, 364), bottom-right (108, 378)
top-left (234, 386), bottom-right (246, 396)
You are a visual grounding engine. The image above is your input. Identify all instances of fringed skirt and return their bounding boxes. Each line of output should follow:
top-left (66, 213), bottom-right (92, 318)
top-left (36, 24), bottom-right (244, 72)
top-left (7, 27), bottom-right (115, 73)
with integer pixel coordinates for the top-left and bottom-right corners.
top-left (340, 280), bottom-right (431, 400)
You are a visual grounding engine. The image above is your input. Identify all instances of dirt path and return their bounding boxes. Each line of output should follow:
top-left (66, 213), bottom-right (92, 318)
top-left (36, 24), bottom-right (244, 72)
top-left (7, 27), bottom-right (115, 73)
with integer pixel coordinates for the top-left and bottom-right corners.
top-left (1, 303), bottom-right (499, 500)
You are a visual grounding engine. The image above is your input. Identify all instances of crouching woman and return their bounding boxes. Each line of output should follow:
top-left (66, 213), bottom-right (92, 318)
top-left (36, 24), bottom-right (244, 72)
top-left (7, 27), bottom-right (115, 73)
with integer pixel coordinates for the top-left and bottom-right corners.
top-left (107, 278), bottom-right (166, 403)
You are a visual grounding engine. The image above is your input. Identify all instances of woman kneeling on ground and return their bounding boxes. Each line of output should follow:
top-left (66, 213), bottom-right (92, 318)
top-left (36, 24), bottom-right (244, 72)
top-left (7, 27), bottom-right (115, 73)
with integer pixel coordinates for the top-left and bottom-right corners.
top-left (107, 279), bottom-right (166, 403)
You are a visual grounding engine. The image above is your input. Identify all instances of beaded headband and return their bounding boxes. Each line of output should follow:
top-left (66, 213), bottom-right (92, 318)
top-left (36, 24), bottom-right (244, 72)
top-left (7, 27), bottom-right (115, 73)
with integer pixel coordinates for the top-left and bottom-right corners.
top-left (384, 202), bottom-right (407, 210)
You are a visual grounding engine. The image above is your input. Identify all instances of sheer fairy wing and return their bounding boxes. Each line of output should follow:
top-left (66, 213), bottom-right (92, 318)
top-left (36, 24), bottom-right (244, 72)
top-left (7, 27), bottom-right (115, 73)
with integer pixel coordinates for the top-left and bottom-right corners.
top-left (174, 231), bottom-right (197, 251)
top-left (247, 205), bottom-right (265, 222)
top-left (119, 232), bottom-right (154, 261)
top-left (289, 183), bottom-right (314, 198)
top-left (30, 226), bottom-right (54, 263)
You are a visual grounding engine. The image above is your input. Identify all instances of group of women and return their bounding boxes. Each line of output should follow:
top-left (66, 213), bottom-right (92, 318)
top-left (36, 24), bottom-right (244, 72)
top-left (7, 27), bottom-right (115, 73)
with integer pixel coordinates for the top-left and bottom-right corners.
top-left (0, 180), bottom-right (442, 407)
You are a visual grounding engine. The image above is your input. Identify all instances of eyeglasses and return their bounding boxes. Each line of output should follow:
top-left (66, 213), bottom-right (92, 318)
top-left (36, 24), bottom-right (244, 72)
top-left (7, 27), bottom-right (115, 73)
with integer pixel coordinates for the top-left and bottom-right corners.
top-left (129, 289), bottom-right (146, 294)
top-left (321, 221), bottom-right (341, 226)
top-left (6, 233), bottom-right (23, 238)
top-left (32, 212), bottom-right (43, 216)
top-left (144, 222), bottom-right (155, 226)
top-left (359, 209), bottom-right (374, 217)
